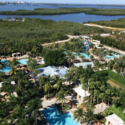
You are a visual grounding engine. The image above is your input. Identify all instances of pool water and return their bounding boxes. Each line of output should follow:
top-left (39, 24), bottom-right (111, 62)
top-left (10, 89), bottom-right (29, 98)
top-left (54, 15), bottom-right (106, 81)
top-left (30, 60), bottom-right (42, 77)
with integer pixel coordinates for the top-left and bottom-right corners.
top-left (0, 60), bottom-right (11, 73)
top-left (0, 59), bottom-right (28, 73)
top-left (72, 52), bottom-right (90, 58)
top-left (105, 53), bottom-right (118, 59)
top-left (42, 106), bottom-right (79, 125)
top-left (18, 59), bottom-right (28, 65)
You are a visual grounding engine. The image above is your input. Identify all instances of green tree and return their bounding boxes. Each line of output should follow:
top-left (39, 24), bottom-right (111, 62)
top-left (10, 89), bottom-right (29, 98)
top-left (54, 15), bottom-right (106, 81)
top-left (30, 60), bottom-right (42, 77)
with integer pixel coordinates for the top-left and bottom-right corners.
top-left (56, 90), bottom-right (68, 109)
top-left (73, 108), bottom-right (85, 123)
top-left (44, 49), bottom-right (65, 66)
top-left (27, 58), bottom-right (37, 71)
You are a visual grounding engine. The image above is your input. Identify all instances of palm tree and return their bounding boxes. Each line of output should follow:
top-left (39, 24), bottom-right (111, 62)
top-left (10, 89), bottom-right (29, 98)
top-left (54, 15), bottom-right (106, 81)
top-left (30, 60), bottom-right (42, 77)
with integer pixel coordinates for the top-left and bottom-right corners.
top-left (94, 90), bottom-right (100, 105)
top-left (88, 78), bottom-right (95, 104)
top-left (66, 50), bottom-right (75, 68)
top-left (85, 109), bottom-right (95, 124)
top-left (80, 55), bottom-right (85, 62)
top-left (7, 59), bottom-right (20, 67)
top-left (27, 58), bottom-right (37, 71)
top-left (33, 69), bottom-right (41, 76)
top-left (56, 90), bottom-right (68, 109)
top-left (10, 104), bottom-right (26, 124)
top-left (99, 93), bottom-right (105, 103)
top-left (73, 107), bottom-right (85, 123)
top-left (43, 75), bottom-right (52, 97)
top-left (80, 78), bottom-right (88, 97)
top-left (105, 89), bottom-right (111, 106)
top-left (90, 55), bottom-right (94, 62)
top-left (107, 60), bottom-right (115, 70)
top-left (9, 66), bottom-right (18, 76)
top-left (26, 98), bottom-right (42, 125)
top-left (0, 60), bottom-right (4, 70)
top-left (52, 75), bottom-right (64, 95)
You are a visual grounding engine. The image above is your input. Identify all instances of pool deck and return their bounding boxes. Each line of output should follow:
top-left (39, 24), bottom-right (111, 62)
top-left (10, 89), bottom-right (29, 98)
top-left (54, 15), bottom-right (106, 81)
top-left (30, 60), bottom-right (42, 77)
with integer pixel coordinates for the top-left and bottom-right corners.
top-left (40, 96), bottom-right (88, 125)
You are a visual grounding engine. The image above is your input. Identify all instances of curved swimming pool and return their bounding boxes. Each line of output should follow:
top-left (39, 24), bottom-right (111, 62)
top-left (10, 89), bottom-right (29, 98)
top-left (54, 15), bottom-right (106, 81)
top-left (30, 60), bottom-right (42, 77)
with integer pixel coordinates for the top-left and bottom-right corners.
top-left (0, 59), bottom-right (28, 73)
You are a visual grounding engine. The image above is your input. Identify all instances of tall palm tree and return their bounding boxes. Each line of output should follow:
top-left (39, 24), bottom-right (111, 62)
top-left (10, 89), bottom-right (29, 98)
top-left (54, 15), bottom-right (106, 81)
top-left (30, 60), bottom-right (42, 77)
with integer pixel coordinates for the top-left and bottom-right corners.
top-left (88, 78), bottom-right (95, 104)
top-left (56, 90), bottom-right (68, 109)
top-left (94, 90), bottom-right (100, 105)
top-left (66, 50), bottom-right (75, 68)
top-left (43, 75), bottom-right (52, 97)
top-left (85, 109), bottom-right (95, 124)
top-left (80, 78), bottom-right (88, 97)
top-left (105, 89), bottom-right (111, 106)
top-left (26, 98), bottom-right (42, 125)
top-left (9, 66), bottom-right (18, 76)
top-left (73, 107), bottom-right (85, 123)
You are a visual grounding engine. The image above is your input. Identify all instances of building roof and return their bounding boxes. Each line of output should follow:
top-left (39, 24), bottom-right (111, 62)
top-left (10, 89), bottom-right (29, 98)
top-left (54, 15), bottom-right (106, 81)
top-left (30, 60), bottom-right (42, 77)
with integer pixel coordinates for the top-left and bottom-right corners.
top-left (74, 62), bottom-right (94, 68)
top-left (73, 85), bottom-right (90, 98)
top-left (105, 114), bottom-right (124, 125)
top-left (94, 102), bottom-right (107, 114)
top-left (38, 66), bottom-right (67, 78)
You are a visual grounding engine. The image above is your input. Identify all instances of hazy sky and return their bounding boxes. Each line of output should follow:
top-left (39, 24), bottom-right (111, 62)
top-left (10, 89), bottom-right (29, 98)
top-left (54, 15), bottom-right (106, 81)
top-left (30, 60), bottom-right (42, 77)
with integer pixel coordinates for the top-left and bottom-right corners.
top-left (5, 0), bottom-right (125, 5)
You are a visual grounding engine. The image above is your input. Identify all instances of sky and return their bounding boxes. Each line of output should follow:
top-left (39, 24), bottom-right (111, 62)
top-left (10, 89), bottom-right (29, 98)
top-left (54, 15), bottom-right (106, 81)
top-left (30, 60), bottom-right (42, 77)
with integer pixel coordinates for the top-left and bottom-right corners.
top-left (4, 0), bottom-right (125, 5)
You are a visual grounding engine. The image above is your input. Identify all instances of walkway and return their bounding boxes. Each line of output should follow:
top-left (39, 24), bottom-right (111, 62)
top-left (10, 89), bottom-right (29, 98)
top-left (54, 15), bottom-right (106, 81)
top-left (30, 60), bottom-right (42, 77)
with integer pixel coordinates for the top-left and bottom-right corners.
top-left (42, 35), bottom-right (81, 46)
top-left (84, 23), bottom-right (125, 31)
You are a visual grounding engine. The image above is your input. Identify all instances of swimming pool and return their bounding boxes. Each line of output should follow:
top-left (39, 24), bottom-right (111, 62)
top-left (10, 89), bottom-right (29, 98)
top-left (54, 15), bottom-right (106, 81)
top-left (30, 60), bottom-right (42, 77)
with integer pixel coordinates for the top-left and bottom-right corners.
top-left (72, 52), bottom-right (90, 58)
top-left (18, 59), bottom-right (28, 65)
top-left (42, 106), bottom-right (79, 125)
top-left (0, 60), bottom-right (11, 73)
top-left (0, 59), bottom-right (28, 72)
top-left (105, 53), bottom-right (118, 59)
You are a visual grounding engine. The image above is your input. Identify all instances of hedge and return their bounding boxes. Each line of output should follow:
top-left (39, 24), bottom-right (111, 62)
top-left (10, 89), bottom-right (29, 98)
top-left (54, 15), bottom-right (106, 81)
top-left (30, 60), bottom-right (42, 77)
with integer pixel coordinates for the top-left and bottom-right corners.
top-left (108, 70), bottom-right (125, 88)
top-left (95, 70), bottom-right (125, 88)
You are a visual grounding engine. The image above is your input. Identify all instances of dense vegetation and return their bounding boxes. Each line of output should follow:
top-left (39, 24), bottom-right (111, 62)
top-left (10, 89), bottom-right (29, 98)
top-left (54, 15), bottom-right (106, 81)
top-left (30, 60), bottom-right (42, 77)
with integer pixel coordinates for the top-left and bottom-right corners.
top-left (1, 8), bottom-right (125, 16)
top-left (44, 49), bottom-right (65, 66)
top-left (0, 18), bottom-right (108, 56)
top-left (92, 35), bottom-right (125, 51)
top-left (88, 18), bottom-right (125, 28)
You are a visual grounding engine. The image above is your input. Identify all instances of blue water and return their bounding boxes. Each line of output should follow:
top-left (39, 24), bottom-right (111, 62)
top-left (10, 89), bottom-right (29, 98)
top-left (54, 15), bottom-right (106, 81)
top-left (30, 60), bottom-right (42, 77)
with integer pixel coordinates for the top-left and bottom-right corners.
top-left (1, 4), bottom-right (125, 11)
top-left (42, 106), bottom-right (79, 125)
top-left (18, 59), bottom-right (28, 65)
top-left (0, 60), bottom-right (11, 73)
top-left (105, 53), bottom-right (118, 59)
top-left (0, 59), bottom-right (28, 72)
top-left (0, 4), bottom-right (125, 23)
top-left (72, 52), bottom-right (90, 58)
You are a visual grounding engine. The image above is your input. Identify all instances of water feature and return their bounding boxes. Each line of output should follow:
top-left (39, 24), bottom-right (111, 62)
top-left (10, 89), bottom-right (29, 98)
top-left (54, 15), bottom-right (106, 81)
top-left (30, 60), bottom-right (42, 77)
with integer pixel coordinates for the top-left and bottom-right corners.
top-left (42, 106), bottom-right (80, 125)
top-left (1, 4), bottom-right (125, 11)
top-left (105, 53), bottom-right (118, 59)
top-left (0, 4), bottom-right (125, 23)
top-left (0, 59), bottom-right (28, 73)
top-left (18, 59), bottom-right (28, 65)
top-left (72, 52), bottom-right (90, 58)
top-left (0, 60), bottom-right (11, 73)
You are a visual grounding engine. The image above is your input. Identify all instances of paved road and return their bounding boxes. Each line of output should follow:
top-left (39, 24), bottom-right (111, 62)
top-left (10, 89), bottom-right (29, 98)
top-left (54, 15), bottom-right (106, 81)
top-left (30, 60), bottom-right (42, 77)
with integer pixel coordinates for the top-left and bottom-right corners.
top-left (42, 35), bottom-right (81, 46)
top-left (84, 23), bottom-right (125, 31)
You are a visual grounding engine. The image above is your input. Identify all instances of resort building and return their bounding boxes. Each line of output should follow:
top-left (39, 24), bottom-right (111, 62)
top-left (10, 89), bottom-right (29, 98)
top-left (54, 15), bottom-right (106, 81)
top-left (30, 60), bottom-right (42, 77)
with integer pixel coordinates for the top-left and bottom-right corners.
top-left (74, 62), bottom-right (94, 68)
top-left (105, 114), bottom-right (124, 125)
top-left (38, 66), bottom-right (68, 79)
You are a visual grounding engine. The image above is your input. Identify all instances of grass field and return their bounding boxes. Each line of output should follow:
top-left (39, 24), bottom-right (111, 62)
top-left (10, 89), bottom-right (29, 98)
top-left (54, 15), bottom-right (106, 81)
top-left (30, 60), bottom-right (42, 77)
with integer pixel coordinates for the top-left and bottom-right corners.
top-left (107, 79), bottom-right (124, 89)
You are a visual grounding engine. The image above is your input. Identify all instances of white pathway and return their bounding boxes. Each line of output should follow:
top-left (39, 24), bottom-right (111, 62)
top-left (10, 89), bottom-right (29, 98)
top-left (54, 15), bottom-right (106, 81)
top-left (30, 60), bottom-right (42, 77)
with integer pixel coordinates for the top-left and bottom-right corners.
top-left (42, 35), bottom-right (81, 46)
